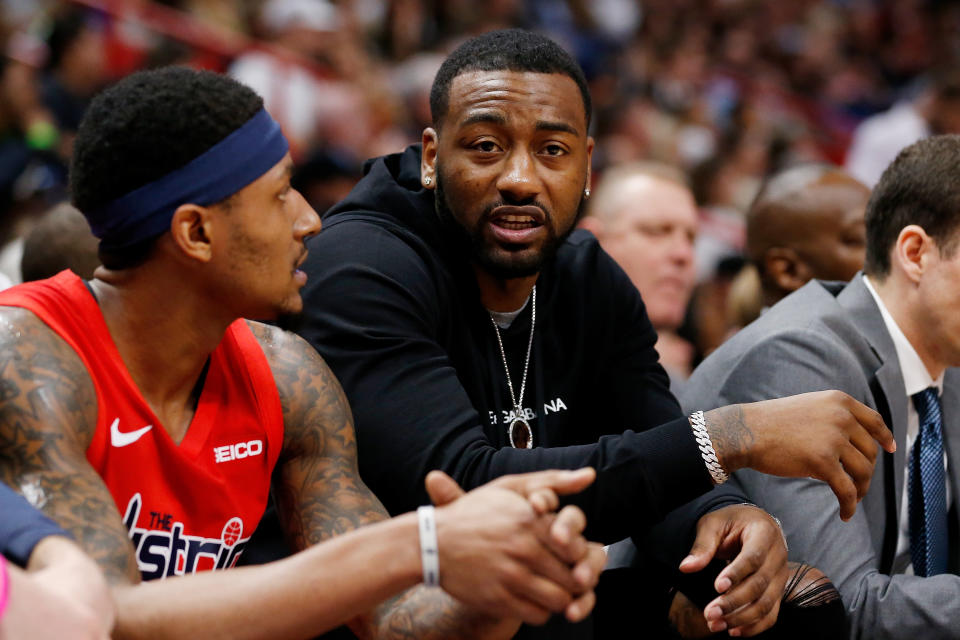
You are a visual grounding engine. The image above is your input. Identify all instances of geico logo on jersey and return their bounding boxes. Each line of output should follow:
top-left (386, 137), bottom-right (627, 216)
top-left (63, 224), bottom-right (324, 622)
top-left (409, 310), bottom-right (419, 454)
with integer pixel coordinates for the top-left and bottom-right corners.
top-left (213, 439), bottom-right (264, 464)
top-left (122, 493), bottom-right (249, 580)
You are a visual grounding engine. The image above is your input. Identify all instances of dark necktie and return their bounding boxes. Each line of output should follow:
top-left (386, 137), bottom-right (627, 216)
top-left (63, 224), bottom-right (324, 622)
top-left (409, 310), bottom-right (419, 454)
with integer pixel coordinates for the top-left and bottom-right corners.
top-left (908, 387), bottom-right (949, 577)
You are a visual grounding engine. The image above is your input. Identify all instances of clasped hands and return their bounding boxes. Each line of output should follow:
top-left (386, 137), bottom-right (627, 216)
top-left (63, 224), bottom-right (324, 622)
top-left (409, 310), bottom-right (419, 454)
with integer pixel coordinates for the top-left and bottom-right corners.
top-left (422, 471), bottom-right (798, 635)
top-left (424, 468), bottom-right (606, 626)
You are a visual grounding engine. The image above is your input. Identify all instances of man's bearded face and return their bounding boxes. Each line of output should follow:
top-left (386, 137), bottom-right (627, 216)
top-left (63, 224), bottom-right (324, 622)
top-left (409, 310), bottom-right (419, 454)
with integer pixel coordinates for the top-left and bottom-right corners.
top-left (434, 164), bottom-right (587, 279)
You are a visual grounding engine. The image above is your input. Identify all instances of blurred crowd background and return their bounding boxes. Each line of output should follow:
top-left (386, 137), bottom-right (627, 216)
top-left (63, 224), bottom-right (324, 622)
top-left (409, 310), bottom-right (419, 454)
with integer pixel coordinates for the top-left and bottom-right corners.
top-left (3, 0), bottom-right (959, 367)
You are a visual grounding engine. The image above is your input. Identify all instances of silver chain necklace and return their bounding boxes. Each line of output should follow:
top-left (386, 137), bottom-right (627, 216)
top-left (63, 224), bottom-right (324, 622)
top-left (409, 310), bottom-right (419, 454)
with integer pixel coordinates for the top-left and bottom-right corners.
top-left (489, 285), bottom-right (536, 449)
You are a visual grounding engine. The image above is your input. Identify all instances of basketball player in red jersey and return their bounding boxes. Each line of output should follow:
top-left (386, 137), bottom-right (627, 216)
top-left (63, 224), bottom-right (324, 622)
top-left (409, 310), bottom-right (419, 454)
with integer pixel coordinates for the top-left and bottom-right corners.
top-left (0, 67), bottom-right (606, 639)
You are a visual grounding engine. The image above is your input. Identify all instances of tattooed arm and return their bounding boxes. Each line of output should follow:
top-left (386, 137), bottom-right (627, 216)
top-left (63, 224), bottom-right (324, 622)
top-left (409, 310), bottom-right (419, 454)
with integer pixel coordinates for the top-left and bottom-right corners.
top-left (0, 308), bottom-right (140, 584)
top-left (255, 321), bottom-right (578, 640)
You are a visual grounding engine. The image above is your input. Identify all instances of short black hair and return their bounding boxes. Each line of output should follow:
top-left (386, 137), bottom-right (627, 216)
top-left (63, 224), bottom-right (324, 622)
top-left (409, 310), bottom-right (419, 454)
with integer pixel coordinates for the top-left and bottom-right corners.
top-left (865, 134), bottom-right (960, 277)
top-left (70, 66), bottom-right (263, 268)
top-left (429, 29), bottom-right (591, 130)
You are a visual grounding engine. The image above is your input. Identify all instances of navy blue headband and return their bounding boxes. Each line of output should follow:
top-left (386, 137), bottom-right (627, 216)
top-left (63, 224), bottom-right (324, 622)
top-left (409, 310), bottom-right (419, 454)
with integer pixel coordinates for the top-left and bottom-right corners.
top-left (87, 108), bottom-right (289, 250)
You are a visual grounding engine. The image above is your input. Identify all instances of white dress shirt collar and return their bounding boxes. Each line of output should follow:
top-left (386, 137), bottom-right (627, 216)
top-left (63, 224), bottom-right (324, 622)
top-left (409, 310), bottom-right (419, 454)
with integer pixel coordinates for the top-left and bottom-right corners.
top-left (862, 274), bottom-right (944, 395)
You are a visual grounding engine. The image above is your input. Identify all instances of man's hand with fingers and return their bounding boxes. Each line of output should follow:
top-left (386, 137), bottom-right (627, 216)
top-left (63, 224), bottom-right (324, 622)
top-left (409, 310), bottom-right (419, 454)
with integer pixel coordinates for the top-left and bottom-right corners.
top-left (424, 468), bottom-right (606, 625)
top-left (2, 536), bottom-right (114, 640)
top-left (704, 390), bottom-right (895, 520)
top-left (679, 504), bottom-right (788, 637)
top-left (669, 561), bottom-right (843, 639)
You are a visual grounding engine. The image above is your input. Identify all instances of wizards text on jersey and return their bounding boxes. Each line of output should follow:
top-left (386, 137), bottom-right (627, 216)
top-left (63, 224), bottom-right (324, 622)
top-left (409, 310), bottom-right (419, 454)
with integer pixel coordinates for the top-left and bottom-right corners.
top-left (122, 493), bottom-right (249, 579)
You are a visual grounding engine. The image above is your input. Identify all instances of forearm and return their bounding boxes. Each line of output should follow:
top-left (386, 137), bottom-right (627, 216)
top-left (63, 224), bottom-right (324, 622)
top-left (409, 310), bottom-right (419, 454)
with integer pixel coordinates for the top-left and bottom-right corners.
top-left (447, 419), bottom-right (713, 544)
top-left (113, 513), bottom-right (426, 640)
top-left (702, 404), bottom-right (753, 473)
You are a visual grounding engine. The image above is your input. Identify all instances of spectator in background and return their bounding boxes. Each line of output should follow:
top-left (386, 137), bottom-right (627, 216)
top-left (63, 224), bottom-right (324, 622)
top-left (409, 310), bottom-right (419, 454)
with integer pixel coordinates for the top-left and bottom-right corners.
top-left (682, 154), bottom-right (751, 360)
top-left (581, 162), bottom-right (698, 382)
top-left (846, 68), bottom-right (960, 187)
top-left (390, 51), bottom-right (444, 139)
top-left (230, 0), bottom-right (404, 162)
top-left (177, 0), bottom-right (250, 36)
top-left (20, 201), bottom-right (99, 282)
top-left (740, 164), bottom-right (869, 324)
top-left (39, 6), bottom-right (105, 143)
top-left (0, 55), bottom-right (48, 224)
top-left (290, 148), bottom-right (363, 215)
top-left (229, 0), bottom-right (344, 156)
top-left (0, 7), bottom-right (84, 225)
top-left (2, 5), bottom-right (106, 207)
top-left (4, 1), bottom-right (958, 346)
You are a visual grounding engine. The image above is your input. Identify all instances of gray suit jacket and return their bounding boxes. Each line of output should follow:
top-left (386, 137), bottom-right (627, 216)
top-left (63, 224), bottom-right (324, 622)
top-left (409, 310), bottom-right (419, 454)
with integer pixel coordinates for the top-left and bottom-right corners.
top-left (680, 275), bottom-right (960, 639)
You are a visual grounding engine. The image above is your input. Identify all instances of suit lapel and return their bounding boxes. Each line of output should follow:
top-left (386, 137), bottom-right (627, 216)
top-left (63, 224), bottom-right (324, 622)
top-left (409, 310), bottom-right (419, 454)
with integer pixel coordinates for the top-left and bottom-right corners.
top-left (838, 276), bottom-right (908, 572)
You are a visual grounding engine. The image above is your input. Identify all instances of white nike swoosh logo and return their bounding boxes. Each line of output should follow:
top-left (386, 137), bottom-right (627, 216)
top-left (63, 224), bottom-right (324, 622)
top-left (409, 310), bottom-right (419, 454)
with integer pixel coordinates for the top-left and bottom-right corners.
top-left (110, 418), bottom-right (153, 448)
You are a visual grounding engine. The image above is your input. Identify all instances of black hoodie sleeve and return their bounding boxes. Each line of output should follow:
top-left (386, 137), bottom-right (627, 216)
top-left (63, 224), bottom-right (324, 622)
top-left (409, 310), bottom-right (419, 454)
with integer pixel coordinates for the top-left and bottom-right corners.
top-left (295, 216), bottom-right (738, 544)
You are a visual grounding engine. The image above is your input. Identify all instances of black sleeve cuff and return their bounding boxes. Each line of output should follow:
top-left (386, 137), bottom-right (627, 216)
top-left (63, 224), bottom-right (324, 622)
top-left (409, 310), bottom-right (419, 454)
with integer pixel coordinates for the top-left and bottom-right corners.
top-left (628, 414), bottom-right (716, 507)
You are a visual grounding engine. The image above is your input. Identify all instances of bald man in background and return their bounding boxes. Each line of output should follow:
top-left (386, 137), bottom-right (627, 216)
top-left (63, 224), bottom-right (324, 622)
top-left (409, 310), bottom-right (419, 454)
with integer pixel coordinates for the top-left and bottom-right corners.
top-left (747, 164), bottom-right (869, 312)
top-left (581, 163), bottom-right (698, 380)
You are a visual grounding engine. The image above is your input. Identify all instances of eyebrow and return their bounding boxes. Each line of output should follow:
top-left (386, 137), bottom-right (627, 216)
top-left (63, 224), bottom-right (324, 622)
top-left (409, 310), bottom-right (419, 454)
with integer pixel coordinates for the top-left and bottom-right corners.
top-left (535, 120), bottom-right (579, 136)
top-left (458, 113), bottom-right (580, 137)
top-left (459, 112), bottom-right (507, 128)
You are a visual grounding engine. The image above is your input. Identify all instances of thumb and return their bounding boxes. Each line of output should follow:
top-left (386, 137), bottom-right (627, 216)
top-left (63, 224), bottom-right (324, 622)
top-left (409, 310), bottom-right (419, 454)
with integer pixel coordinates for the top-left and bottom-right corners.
top-left (425, 470), bottom-right (465, 506)
top-left (546, 467), bottom-right (597, 495)
top-left (679, 518), bottom-right (723, 574)
top-left (494, 467), bottom-right (597, 498)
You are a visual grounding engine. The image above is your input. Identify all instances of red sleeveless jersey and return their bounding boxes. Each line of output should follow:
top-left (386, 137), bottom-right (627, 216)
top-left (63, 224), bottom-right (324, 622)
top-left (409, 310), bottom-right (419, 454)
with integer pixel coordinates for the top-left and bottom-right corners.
top-left (0, 271), bottom-right (284, 579)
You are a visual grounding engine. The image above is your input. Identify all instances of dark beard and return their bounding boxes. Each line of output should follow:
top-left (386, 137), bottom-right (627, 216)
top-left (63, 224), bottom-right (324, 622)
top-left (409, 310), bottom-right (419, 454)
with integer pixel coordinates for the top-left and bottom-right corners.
top-left (433, 166), bottom-right (587, 280)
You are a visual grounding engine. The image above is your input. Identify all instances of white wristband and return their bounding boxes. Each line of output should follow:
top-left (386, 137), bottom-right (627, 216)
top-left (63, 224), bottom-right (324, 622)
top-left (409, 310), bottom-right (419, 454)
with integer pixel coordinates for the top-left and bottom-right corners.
top-left (689, 410), bottom-right (729, 485)
top-left (417, 505), bottom-right (440, 587)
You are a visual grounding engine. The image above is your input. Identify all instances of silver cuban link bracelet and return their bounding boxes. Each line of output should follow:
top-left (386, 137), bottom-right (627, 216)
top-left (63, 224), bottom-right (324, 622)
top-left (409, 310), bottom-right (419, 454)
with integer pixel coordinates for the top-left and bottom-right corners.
top-left (689, 410), bottom-right (729, 485)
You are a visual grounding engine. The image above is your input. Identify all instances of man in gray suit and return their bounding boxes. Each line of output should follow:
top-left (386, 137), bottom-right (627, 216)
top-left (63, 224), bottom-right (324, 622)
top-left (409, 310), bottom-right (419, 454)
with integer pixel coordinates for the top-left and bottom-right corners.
top-left (681, 134), bottom-right (960, 638)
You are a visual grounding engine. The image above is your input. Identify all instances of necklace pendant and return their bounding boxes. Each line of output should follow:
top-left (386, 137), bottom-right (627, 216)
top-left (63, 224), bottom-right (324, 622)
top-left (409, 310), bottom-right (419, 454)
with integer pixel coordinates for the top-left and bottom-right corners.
top-left (508, 418), bottom-right (533, 449)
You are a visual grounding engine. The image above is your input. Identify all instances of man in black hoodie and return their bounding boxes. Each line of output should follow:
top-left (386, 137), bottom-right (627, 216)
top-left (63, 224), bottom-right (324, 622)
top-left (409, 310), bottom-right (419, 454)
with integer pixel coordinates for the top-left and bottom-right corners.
top-left (296, 29), bottom-right (892, 638)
